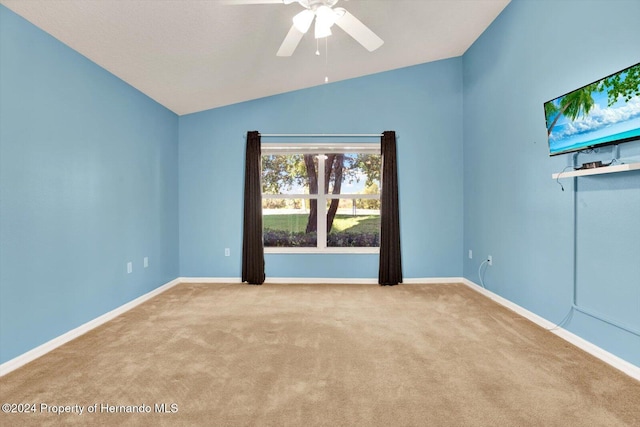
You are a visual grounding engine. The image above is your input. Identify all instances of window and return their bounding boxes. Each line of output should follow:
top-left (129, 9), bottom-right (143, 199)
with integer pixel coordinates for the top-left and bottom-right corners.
top-left (261, 143), bottom-right (381, 253)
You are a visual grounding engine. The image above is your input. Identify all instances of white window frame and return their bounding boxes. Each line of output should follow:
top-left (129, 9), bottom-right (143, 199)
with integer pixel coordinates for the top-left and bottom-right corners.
top-left (262, 143), bottom-right (381, 254)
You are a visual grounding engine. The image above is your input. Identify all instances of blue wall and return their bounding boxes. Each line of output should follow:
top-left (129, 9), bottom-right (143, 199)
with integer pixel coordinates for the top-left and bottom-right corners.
top-left (2, 0), bottom-right (638, 369)
top-left (179, 59), bottom-right (464, 279)
top-left (462, 0), bottom-right (640, 365)
top-left (0, 6), bottom-right (179, 364)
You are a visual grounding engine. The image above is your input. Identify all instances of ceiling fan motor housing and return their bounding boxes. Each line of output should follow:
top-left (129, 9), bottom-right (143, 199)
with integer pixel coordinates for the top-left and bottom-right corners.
top-left (299, 0), bottom-right (340, 9)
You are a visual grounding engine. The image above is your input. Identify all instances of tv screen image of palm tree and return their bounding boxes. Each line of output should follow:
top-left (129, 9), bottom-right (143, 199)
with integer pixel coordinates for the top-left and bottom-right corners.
top-left (261, 152), bottom-right (381, 248)
top-left (545, 62), bottom-right (640, 155)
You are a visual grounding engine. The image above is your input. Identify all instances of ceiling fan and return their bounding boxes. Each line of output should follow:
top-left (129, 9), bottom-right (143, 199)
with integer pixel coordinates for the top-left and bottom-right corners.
top-left (230, 0), bottom-right (384, 57)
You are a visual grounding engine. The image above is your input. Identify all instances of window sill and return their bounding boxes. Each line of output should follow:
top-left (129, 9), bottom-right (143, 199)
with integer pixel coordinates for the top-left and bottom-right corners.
top-left (264, 247), bottom-right (379, 255)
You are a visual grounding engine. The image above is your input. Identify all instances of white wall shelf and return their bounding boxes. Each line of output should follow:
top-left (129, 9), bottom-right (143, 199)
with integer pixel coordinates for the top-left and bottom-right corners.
top-left (552, 162), bottom-right (640, 179)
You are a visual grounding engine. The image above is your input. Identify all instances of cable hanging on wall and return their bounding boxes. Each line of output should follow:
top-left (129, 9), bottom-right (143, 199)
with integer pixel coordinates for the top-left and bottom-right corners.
top-left (548, 151), bottom-right (640, 337)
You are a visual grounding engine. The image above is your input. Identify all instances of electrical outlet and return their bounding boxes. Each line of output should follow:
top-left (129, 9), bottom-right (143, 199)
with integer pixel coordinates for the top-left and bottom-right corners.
top-left (144, 257), bottom-right (149, 268)
top-left (224, 248), bottom-right (230, 257)
top-left (468, 250), bottom-right (473, 259)
top-left (488, 255), bottom-right (493, 266)
top-left (127, 262), bottom-right (133, 274)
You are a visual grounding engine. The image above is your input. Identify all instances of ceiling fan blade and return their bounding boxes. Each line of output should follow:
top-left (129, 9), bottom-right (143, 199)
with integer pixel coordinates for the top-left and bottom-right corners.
top-left (334, 9), bottom-right (384, 52)
top-left (277, 25), bottom-right (305, 57)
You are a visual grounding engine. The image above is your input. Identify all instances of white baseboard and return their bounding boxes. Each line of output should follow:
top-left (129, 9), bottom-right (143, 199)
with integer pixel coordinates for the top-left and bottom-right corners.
top-left (263, 277), bottom-right (462, 285)
top-left (179, 277), bottom-right (243, 284)
top-left (3, 276), bottom-right (638, 382)
top-left (403, 277), bottom-right (462, 284)
top-left (0, 278), bottom-right (181, 377)
top-left (265, 277), bottom-right (378, 284)
top-left (180, 277), bottom-right (379, 284)
top-left (460, 278), bottom-right (640, 382)
top-left (179, 277), bottom-right (461, 285)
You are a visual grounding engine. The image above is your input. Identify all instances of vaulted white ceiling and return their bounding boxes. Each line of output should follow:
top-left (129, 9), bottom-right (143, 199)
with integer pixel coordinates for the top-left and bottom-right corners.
top-left (1, 0), bottom-right (511, 115)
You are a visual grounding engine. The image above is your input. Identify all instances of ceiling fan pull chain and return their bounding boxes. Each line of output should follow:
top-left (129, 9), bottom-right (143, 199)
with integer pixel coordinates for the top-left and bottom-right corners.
top-left (324, 37), bottom-right (329, 83)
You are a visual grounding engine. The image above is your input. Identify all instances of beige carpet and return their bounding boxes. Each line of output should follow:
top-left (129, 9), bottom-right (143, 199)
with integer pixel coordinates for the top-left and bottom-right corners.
top-left (1, 283), bottom-right (639, 426)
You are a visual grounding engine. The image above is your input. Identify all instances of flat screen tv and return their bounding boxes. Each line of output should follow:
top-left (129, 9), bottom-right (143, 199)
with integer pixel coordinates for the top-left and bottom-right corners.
top-left (544, 62), bottom-right (640, 156)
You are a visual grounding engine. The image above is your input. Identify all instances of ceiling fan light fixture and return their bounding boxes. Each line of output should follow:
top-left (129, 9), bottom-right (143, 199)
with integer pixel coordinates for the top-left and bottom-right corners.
top-left (271, 0), bottom-right (383, 56)
top-left (292, 9), bottom-right (314, 33)
top-left (315, 5), bottom-right (337, 25)
top-left (314, 5), bottom-right (337, 39)
top-left (314, 19), bottom-right (332, 39)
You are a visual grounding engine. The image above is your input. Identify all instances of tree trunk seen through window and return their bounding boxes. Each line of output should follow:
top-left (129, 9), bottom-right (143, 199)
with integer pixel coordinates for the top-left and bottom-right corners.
top-left (304, 154), bottom-right (318, 233)
top-left (325, 154), bottom-right (344, 232)
top-left (303, 154), bottom-right (344, 233)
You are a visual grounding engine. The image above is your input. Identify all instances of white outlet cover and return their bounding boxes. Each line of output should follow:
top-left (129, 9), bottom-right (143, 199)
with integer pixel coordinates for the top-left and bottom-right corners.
top-left (127, 262), bottom-right (133, 274)
top-left (144, 257), bottom-right (149, 268)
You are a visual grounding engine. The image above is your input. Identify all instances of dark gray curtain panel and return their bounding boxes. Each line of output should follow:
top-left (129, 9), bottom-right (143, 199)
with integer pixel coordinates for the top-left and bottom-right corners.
top-left (379, 131), bottom-right (402, 286)
top-left (242, 131), bottom-right (265, 285)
